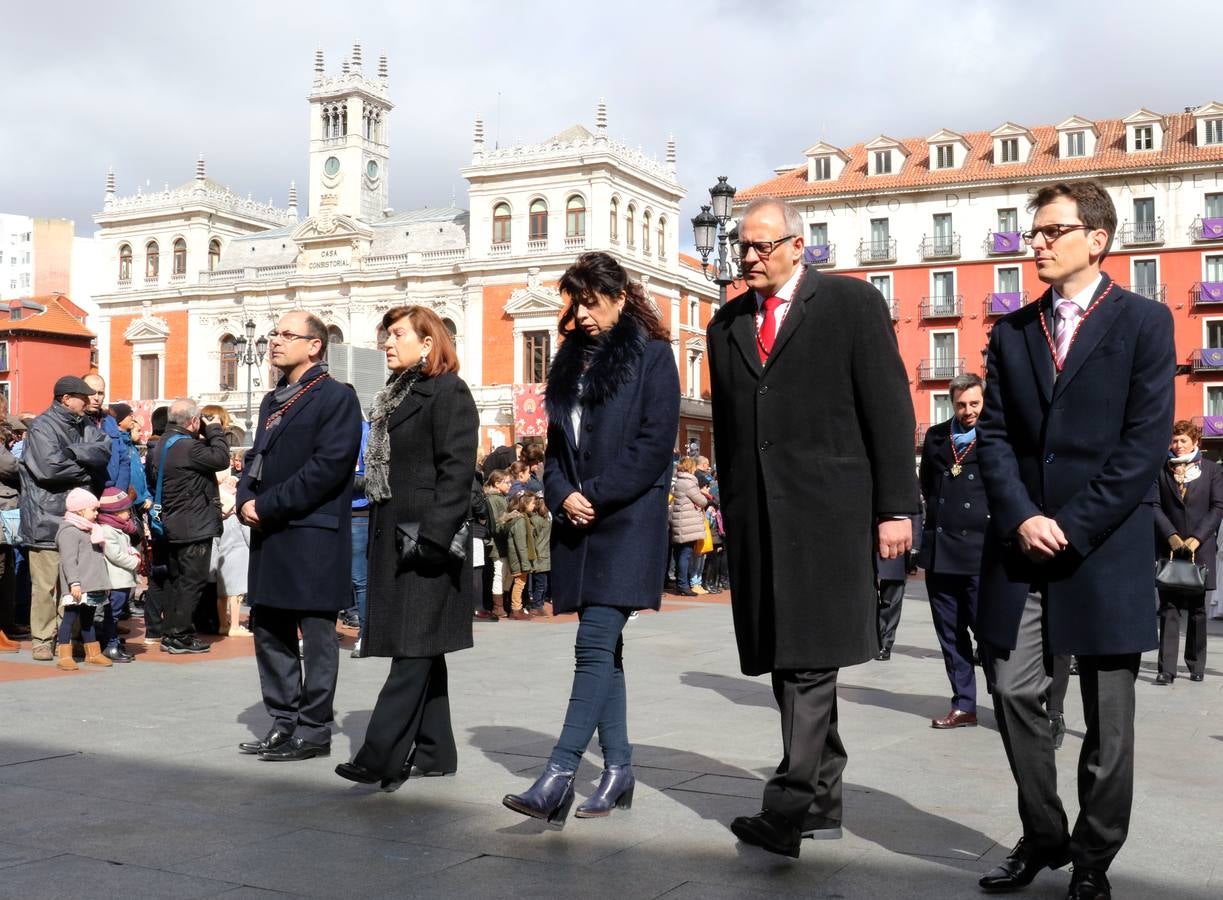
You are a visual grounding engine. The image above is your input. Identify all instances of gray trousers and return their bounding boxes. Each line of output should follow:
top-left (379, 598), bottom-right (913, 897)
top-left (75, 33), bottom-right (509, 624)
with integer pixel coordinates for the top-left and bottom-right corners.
top-left (985, 591), bottom-right (1139, 870)
top-left (763, 668), bottom-right (846, 828)
top-left (252, 605), bottom-right (339, 744)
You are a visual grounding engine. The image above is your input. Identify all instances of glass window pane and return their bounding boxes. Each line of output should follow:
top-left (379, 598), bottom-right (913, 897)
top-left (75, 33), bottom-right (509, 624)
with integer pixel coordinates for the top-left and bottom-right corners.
top-left (1206, 255), bottom-right (1223, 281)
top-left (997, 208), bottom-right (1018, 232)
top-left (1205, 194), bottom-right (1223, 218)
top-left (997, 267), bottom-right (1019, 292)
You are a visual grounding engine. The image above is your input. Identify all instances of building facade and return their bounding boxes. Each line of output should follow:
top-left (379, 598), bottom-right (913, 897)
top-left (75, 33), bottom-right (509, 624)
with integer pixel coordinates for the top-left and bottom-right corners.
top-left (0, 296), bottom-right (95, 415)
top-left (1, 216), bottom-right (76, 301)
top-left (736, 103), bottom-right (1223, 446)
top-left (90, 45), bottom-right (719, 452)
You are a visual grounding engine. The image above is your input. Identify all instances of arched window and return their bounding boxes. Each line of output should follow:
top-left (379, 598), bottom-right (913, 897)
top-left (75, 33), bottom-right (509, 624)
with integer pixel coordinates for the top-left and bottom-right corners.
top-left (657, 216), bottom-right (667, 259)
top-left (442, 317), bottom-right (458, 340)
top-left (566, 195), bottom-right (586, 238)
top-left (626, 204), bottom-right (636, 248)
top-left (642, 211), bottom-right (652, 253)
top-left (145, 241), bottom-right (159, 278)
top-left (529, 199), bottom-right (548, 241)
top-left (327, 325), bottom-right (344, 346)
top-left (492, 202), bottom-right (511, 245)
top-left (219, 334), bottom-right (237, 391)
top-left (172, 238), bottom-right (187, 275)
top-left (208, 239), bottom-right (221, 271)
top-left (118, 244), bottom-right (132, 281)
top-left (609, 198), bottom-right (619, 242)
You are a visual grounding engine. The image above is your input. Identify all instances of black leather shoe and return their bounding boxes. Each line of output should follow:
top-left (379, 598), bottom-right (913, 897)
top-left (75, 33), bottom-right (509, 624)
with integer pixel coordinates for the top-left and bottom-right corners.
top-left (103, 645), bottom-right (135, 662)
top-left (1050, 713), bottom-right (1066, 750)
top-left (1154, 672), bottom-right (1174, 685)
top-left (1067, 866), bottom-right (1111, 899)
top-left (335, 762), bottom-right (381, 784)
top-left (979, 837), bottom-right (1071, 892)
top-left (731, 809), bottom-right (801, 858)
top-left (502, 762), bottom-right (577, 827)
top-left (875, 647), bottom-right (892, 661)
top-left (258, 736), bottom-right (330, 761)
top-left (1189, 672), bottom-right (1204, 682)
top-left (800, 813), bottom-right (843, 840)
top-left (238, 728), bottom-right (292, 755)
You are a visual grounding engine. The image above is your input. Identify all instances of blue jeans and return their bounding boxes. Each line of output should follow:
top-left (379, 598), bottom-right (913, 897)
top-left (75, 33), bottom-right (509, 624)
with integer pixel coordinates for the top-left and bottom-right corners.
top-left (549, 605), bottom-right (632, 770)
top-left (103, 588), bottom-right (130, 650)
top-left (675, 543), bottom-right (694, 590)
top-left (528, 571), bottom-right (550, 609)
top-left (351, 515), bottom-right (369, 636)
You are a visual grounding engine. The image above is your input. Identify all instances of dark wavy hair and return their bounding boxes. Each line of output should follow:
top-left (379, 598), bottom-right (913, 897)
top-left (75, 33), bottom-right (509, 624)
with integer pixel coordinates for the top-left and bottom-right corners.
top-left (557, 251), bottom-right (669, 341)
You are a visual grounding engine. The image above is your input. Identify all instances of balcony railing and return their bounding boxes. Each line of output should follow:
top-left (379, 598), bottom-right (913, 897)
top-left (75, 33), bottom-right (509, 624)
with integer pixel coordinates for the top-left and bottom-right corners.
top-left (1119, 220), bottom-right (1164, 245)
top-left (856, 238), bottom-right (897, 264)
top-left (1191, 217), bottom-right (1223, 241)
top-left (1192, 281), bottom-right (1223, 306)
top-left (884, 298), bottom-right (899, 321)
top-left (915, 422), bottom-right (931, 447)
top-left (564, 235), bottom-right (587, 250)
top-left (1191, 349), bottom-right (1223, 374)
top-left (918, 358), bottom-right (965, 381)
top-left (986, 290), bottom-right (1028, 316)
top-left (920, 295), bottom-right (963, 319)
top-left (986, 231), bottom-right (1024, 255)
top-left (490, 242), bottom-right (511, 257)
top-left (1192, 415), bottom-right (1223, 438)
top-left (526, 238), bottom-right (548, 253)
top-left (919, 235), bottom-right (961, 260)
top-left (1122, 282), bottom-right (1166, 303)
top-left (803, 243), bottom-right (836, 266)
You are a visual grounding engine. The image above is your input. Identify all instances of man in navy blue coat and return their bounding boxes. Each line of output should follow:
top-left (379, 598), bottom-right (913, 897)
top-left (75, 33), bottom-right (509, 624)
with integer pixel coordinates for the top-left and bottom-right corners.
top-left (975, 182), bottom-right (1175, 899)
top-left (236, 310), bottom-right (362, 762)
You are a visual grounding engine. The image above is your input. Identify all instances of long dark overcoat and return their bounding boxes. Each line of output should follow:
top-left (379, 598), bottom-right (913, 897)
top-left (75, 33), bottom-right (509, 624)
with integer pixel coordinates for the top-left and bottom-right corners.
top-left (364, 372), bottom-right (479, 658)
top-left (236, 370), bottom-right (362, 612)
top-left (976, 277), bottom-right (1175, 655)
top-left (544, 315), bottom-right (680, 613)
top-left (1149, 456), bottom-right (1223, 591)
top-left (707, 267), bottom-right (919, 675)
top-left (918, 419), bottom-right (990, 576)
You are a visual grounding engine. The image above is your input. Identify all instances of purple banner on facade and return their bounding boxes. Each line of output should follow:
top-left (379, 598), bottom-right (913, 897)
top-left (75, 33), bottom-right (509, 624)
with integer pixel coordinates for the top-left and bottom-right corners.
top-left (804, 244), bottom-right (831, 264)
top-left (1201, 348), bottom-right (1223, 368)
top-left (1202, 218), bottom-right (1223, 239)
top-left (1202, 281), bottom-right (1223, 302)
top-left (991, 231), bottom-right (1022, 253)
top-left (1203, 416), bottom-right (1223, 437)
top-left (989, 291), bottom-right (1023, 314)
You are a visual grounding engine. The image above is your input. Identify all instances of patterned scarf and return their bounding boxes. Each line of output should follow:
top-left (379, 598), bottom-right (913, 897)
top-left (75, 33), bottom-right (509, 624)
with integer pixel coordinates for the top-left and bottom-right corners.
top-left (1169, 448), bottom-right (1203, 499)
top-left (64, 511), bottom-right (106, 546)
top-left (364, 363), bottom-right (425, 504)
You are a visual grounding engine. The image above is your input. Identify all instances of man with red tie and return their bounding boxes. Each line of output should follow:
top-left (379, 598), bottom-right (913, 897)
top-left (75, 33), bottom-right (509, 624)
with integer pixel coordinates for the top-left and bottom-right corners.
top-left (975, 181), bottom-right (1174, 899)
top-left (707, 197), bottom-right (918, 858)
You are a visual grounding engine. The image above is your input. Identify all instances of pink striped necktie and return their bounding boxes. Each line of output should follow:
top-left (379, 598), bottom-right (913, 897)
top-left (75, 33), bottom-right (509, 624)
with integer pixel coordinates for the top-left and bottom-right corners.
top-left (1054, 299), bottom-right (1081, 368)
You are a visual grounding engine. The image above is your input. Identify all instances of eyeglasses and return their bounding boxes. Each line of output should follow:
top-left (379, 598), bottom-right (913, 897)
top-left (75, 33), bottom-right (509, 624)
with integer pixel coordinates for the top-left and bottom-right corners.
top-left (266, 330), bottom-right (315, 343)
top-left (1021, 224), bottom-right (1092, 245)
top-left (735, 234), bottom-right (797, 258)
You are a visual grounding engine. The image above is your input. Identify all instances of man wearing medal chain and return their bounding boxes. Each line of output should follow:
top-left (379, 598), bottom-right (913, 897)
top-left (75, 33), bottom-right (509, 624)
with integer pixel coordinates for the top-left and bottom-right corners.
top-left (707, 197), bottom-right (918, 859)
top-left (975, 181), bottom-right (1174, 900)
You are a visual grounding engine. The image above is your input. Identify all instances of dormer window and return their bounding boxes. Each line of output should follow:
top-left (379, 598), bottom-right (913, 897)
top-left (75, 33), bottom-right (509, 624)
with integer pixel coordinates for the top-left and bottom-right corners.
top-left (1207, 118), bottom-right (1223, 145)
top-left (1000, 138), bottom-right (1019, 163)
top-left (873, 151), bottom-right (892, 175)
top-left (811, 156), bottom-right (831, 180)
top-left (1065, 131), bottom-right (1085, 157)
top-left (1132, 125), bottom-right (1153, 151)
top-left (934, 144), bottom-right (954, 169)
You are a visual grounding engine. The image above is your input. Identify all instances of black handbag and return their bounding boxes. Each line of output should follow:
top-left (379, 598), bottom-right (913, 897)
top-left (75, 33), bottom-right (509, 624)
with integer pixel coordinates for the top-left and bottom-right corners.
top-left (395, 520), bottom-right (470, 567)
top-left (1153, 551), bottom-right (1207, 596)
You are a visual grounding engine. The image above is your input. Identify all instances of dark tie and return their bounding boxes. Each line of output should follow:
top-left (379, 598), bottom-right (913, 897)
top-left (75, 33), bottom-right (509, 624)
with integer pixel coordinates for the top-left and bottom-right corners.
top-left (758, 295), bottom-right (784, 363)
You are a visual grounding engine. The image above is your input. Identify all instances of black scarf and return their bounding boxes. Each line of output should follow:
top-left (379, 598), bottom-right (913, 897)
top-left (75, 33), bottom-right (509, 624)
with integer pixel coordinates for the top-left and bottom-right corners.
top-left (544, 314), bottom-right (648, 424)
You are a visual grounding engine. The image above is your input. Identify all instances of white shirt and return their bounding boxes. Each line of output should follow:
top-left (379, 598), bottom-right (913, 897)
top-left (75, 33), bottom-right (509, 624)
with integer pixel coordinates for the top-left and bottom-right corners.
top-left (754, 265), bottom-right (805, 333)
top-left (1051, 273), bottom-right (1103, 316)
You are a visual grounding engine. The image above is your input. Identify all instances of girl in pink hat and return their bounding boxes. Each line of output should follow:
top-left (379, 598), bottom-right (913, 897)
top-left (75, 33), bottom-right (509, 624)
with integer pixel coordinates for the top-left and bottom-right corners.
top-left (55, 488), bottom-right (114, 671)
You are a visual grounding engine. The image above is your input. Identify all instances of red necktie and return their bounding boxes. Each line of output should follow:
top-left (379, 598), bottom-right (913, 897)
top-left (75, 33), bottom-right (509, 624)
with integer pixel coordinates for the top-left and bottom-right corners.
top-left (758, 295), bottom-right (784, 363)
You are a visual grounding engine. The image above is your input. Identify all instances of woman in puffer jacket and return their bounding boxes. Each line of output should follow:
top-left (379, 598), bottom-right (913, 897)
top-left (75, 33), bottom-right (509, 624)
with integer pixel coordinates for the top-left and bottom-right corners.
top-left (669, 457), bottom-right (709, 596)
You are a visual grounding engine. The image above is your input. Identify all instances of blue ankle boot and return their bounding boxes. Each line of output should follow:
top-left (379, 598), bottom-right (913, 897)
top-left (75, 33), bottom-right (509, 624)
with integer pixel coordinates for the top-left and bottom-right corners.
top-left (502, 762), bottom-right (576, 827)
top-left (575, 764), bottom-right (635, 818)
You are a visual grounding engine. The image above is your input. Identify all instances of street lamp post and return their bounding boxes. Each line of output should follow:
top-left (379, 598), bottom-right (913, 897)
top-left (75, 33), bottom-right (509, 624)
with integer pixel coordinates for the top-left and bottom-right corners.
top-left (231, 319), bottom-right (268, 437)
top-left (690, 175), bottom-right (738, 305)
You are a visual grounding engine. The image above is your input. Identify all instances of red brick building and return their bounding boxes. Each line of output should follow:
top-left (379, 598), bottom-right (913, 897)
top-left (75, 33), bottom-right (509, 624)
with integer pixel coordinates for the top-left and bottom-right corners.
top-left (0, 295), bottom-right (95, 414)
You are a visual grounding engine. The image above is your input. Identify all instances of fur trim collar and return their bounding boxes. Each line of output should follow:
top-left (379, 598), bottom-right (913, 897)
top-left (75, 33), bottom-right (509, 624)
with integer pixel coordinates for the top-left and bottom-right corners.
top-left (545, 315), bottom-right (648, 421)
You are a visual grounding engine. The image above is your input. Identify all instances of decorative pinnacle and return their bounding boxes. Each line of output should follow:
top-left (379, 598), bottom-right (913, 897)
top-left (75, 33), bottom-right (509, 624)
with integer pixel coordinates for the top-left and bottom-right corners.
top-left (666, 135), bottom-right (676, 165)
top-left (474, 116), bottom-right (485, 143)
top-left (314, 47), bottom-right (324, 75)
top-left (341, 59), bottom-right (350, 75)
top-left (288, 181), bottom-right (298, 207)
top-left (351, 42), bottom-right (363, 69)
top-left (596, 98), bottom-right (607, 131)
top-left (105, 168), bottom-right (115, 193)
top-left (378, 53), bottom-right (388, 79)
top-left (195, 154), bottom-right (206, 181)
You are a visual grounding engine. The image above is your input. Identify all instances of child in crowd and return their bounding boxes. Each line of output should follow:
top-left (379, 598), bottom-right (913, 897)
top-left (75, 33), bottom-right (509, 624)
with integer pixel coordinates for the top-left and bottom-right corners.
top-left (501, 491), bottom-right (537, 620)
top-left (484, 469), bottom-right (512, 617)
top-left (55, 488), bottom-right (116, 671)
top-left (507, 461), bottom-right (533, 498)
top-left (98, 487), bottom-right (141, 662)
top-left (527, 495), bottom-right (552, 616)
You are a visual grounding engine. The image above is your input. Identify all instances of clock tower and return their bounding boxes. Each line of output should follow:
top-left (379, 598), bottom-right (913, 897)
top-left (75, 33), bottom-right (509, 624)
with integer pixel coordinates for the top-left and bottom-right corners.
top-left (307, 44), bottom-right (392, 222)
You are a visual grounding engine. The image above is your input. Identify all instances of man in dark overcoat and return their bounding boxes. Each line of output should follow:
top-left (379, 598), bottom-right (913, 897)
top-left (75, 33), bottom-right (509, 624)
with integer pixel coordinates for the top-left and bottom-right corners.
top-left (707, 197), bottom-right (918, 858)
top-left (918, 373), bottom-right (989, 729)
top-left (236, 310), bottom-right (362, 762)
top-left (975, 181), bottom-right (1174, 899)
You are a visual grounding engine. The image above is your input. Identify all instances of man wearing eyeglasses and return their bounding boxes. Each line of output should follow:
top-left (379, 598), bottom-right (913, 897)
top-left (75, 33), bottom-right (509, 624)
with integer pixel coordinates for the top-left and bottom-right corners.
top-left (975, 181), bottom-right (1174, 900)
top-left (236, 310), bottom-right (362, 763)
top-left (707, 197), bottom-right (918, 859)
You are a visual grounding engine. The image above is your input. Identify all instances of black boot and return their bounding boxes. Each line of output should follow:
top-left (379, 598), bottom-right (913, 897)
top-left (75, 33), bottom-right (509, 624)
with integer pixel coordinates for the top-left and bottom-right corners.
top-left (575, 764), bottom-right (635, 818)
top-left (502, 762), bottom-right (576, 827)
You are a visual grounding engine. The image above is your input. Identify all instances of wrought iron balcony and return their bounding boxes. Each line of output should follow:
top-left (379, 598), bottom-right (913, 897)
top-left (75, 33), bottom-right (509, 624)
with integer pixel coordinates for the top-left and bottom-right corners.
top-left (919, 235), bottom-right (961, 260)
top-left (1122, 282), bottom-right (1166, 303)
top-left (803, 243), bottom-right (835, 267)
top-left (1118, 220), bottom-right (1164, 245)
top-left (986, 231), bottom-right (1024, 255)
top-left (856, 238), bottom-right (897, 264)
top-left (920, 295), bottom-right (963, 319)
top-left (918, 358), bottom-right (966, 381)
top-left (884, 298), bottom-right (900, 321)
top-left (1192, 281), bottom-right (1223, 306)
top-left (1191, 217), bottom-right (1223, 241)
top-left (1192, 415), bottom-right (1223, 437)
top-left (1191, 349), bottom-right (1223, 374)
top-left (985, 291), bottom-right (1028, 316)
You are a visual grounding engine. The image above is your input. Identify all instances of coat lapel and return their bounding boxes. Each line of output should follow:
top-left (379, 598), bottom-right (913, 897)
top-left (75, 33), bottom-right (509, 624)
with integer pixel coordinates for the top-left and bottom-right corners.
top-left (763, 269), bottom-right (815, 373)
top-left (1162, 466), bottom-right (1186, 508)
top-left (928, 424), bottom-right (952, 472)
top-left (1052, 278), bottom-right (1124, 401)
top-left (1023, 288), bottom-right (1056, 404)
top-left (728, 298), bottom-right (764, 377)
top-left (259, 382), bottom-right (323, 454)
top-left (388, 378), bottom-right (434, 431)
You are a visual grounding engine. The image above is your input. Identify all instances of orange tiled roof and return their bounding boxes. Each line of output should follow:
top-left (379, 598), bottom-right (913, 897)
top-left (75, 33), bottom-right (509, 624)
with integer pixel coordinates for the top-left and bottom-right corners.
top-left (678, 251), bottom-right (705, 272)
top-left (738, 110), bottom-right (1223, 201)
top-left (0, 296), bottom-right (94, 339)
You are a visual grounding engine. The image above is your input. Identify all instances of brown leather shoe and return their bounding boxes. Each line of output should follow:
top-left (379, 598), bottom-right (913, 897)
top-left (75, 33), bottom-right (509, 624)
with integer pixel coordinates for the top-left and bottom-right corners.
top-left (931, 709), bottom-right (977, 729)
top-left (507, 610), bottom-right (531, 621)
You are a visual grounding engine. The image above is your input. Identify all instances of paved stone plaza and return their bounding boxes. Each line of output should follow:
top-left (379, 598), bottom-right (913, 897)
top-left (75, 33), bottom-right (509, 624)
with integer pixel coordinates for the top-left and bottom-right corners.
top-left (1, 586), bottom-right (1220, 899)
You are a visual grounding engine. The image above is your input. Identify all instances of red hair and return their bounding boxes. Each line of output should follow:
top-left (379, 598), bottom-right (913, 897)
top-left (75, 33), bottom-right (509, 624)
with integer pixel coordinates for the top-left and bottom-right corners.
top-left (381, 306), bottom-right (460, 377)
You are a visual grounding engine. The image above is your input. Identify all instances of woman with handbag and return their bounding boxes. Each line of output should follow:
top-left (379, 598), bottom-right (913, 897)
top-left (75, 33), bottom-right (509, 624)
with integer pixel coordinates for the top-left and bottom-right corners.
top-left (335, 305), bottom-right (479, 788)
top-left (1150, 419), bottom-right (1223, 684)
top-left (502, 251), bottom-right (679, 826)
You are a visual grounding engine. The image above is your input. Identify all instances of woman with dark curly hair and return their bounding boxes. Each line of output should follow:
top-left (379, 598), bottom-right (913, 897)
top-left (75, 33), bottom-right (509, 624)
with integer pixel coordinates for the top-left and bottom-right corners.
top-left (502, 251), bottom-right (679, 826)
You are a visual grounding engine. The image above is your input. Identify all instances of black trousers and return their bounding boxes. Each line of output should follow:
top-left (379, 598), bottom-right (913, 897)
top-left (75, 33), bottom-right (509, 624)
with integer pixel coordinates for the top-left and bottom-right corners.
top-left (876, 579), bottom-right (905, 651)
top-left (253, 605), bottom-right (340, 744)
top-left (164, 540), bottom-right (211, 641)
top-left (353, 655), bottom-right (456, 778)
top-left (142, 536), bottom-right (170, 639)
top-left (1157, 589), bottom-right (1207, 677)
top-left (762, 668), bottom-right (846, 828)
top-left (985, 591), bottom-right (1139, 871)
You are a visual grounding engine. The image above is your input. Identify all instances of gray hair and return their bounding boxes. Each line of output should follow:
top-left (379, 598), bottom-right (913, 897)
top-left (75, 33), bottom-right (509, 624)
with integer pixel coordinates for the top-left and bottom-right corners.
top-left (739, 197), bottom-right (804, 241)
top-left (168, 397), bottom-right (199, 426)
top-left (948, 373), bottom-right (984, 400)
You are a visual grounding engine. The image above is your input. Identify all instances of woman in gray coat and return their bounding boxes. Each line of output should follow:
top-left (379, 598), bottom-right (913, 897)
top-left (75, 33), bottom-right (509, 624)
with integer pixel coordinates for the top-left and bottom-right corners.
top-left (669, 457), bottom-right (709, 596)
top-left (335, 306), bottom-right (479, 789)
